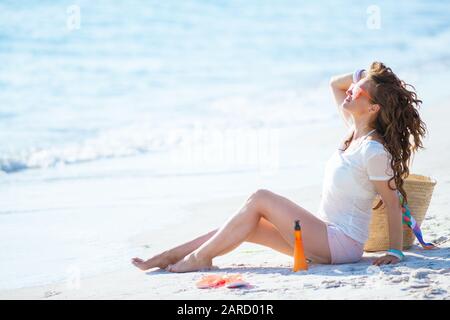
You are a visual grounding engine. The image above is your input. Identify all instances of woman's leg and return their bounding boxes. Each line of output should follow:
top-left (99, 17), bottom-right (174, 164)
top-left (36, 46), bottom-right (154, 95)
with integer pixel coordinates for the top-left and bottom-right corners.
top-left (132, 217), bottom-right (293, 270)
top-left (131, 230), bottom-right (216, 271)
top-left (220, 217), bottom-right (295, 257)
top-left (166, 189), bottom-right (332, 272)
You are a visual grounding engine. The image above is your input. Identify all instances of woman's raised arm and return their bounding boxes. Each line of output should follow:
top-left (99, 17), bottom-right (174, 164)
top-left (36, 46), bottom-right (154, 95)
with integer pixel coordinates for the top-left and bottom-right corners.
top-left (329, 72), bottom-right (355, 128)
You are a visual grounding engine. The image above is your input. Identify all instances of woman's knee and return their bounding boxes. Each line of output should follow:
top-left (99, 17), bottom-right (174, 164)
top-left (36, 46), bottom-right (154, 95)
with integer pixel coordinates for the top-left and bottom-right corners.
top-left (247, 189), bottom-right (273, 210)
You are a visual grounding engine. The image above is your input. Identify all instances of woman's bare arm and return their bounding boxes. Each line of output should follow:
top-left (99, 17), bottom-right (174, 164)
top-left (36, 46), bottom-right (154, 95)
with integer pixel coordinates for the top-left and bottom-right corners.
top-left (329, 72), bottom-right (358, 128)
top-left (371, 180), bottom-right (404, 265)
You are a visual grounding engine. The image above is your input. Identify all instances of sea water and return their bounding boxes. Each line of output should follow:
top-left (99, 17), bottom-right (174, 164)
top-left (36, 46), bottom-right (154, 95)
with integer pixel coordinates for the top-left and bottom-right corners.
top-left (1, 0), bottom-right (450, 173)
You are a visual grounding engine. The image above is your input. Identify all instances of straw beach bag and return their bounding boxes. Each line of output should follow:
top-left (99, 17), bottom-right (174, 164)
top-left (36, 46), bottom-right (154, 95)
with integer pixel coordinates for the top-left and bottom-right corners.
top-left (364, 174), bottom-right (437, 252)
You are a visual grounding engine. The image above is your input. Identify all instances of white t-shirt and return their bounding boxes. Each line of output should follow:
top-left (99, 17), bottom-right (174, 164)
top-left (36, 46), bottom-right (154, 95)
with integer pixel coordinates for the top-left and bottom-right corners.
top-left (317, 129), bottom-right (394, 244)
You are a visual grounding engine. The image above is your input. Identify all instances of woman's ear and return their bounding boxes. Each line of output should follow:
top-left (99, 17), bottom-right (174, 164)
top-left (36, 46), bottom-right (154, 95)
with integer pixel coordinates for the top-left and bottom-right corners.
top-left (370, 104), bottom-right (381, 113)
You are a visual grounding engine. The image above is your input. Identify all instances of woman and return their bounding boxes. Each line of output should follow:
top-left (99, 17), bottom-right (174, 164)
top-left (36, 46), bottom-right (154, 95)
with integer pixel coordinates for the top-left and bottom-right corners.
top-left (132, 61), bottom-right (426, 272)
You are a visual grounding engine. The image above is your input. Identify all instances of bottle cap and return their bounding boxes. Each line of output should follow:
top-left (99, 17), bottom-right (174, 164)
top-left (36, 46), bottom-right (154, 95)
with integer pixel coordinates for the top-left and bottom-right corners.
top-left (294, 220), bottom-right (301, 230)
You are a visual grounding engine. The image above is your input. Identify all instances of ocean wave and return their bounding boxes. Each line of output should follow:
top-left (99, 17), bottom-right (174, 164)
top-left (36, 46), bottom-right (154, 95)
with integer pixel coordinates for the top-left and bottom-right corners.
top-left (0, 108), bottom-right (337, 174)
top-left (0, 124), bottom-right (188, 174)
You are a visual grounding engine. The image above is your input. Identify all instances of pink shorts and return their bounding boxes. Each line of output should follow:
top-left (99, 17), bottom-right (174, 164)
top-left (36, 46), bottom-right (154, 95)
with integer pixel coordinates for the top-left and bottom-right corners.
top-left (326, 223), bottom-right (364, 264)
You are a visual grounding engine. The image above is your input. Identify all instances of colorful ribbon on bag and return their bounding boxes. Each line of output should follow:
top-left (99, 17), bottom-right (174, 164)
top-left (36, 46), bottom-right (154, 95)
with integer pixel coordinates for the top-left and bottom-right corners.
top-left (398, 191), bottom-right (438, 250)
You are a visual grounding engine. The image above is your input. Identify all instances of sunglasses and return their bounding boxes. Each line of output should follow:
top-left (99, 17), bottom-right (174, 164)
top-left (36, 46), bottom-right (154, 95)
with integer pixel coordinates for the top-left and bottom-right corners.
top-left (347, 83), bottom-right (373, 101)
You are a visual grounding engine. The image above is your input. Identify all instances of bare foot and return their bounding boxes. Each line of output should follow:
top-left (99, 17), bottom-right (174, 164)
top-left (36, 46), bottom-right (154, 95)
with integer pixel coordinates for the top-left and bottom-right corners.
top-left (166, 252), bottom-right (213, 273)
top-left (131, 253), bottom-right (174, 271)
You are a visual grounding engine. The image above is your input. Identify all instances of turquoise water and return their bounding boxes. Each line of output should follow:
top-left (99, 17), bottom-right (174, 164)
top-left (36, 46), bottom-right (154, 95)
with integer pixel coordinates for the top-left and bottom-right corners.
top-left (1, 0), bottom-right (449, 173)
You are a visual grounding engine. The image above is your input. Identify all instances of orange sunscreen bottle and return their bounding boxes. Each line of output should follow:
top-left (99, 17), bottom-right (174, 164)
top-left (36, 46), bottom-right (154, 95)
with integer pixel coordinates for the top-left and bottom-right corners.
top-left (293, 220), bottom-right (308, 271)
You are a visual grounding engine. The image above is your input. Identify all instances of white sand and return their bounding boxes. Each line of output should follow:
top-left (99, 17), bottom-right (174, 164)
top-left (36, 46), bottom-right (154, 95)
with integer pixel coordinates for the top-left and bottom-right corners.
top-left (1, 101), bottom-right (449, 300)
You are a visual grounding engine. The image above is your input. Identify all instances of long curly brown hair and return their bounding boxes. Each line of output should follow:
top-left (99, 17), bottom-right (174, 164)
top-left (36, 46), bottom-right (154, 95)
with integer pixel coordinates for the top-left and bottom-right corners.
top-left (344, 61), bottom-right (427, 209)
